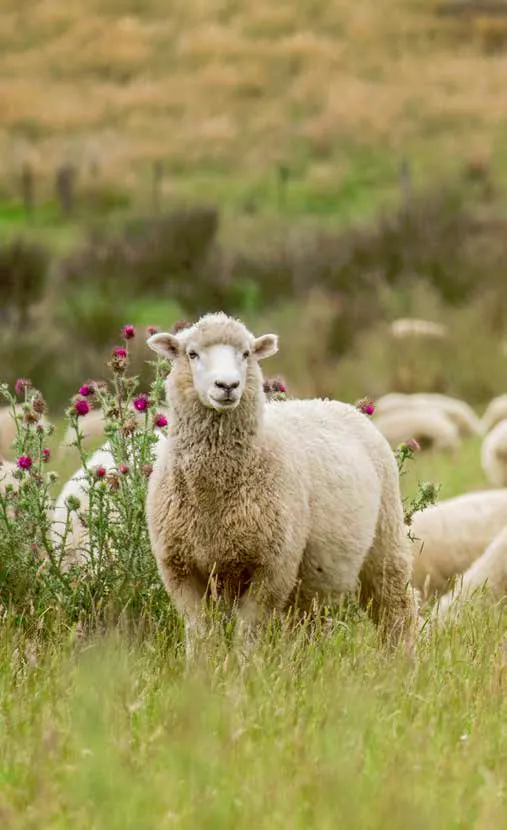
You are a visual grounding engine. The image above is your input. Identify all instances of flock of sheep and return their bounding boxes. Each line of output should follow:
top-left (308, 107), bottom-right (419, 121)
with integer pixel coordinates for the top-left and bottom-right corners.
top-left (1, 312), bottom-right (506, 654)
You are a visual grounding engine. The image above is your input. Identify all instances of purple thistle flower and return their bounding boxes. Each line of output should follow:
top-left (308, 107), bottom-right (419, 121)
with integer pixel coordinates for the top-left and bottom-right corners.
top-left (42, 448), bottom-right (51, 463)
top-left (95, 466), bottom-right (107, 479)
top-left (406, 438), bottom-right (421, 453)
top-left (15, 378), bottom-right (32, 397)
top-left (17, 455), bottom-right (32, 470)
top-left (356, 397), bottom-right (376, 417)
top-left (146, 325), bottom-right (160, 336)
top-left (75, 399), bottom-right (90, 417)
top-left (113, 347), bottom-right (127, 359)
top-left (122, 324), bottom-right (136, 339)
top-left (133, 394), bottom-right (150, 412)
top-left (154, 412), bottom-right (168, 428)
top-left (119, 463), bottom-right (129, 475)
top-left (79, 384), bottom-right (92, 396)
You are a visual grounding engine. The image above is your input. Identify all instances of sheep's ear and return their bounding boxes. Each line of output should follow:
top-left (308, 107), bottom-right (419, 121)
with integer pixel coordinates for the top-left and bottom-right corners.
top-left (147, 332), bottom-right (181, 360)
top-left (253, 333), bottom-right (278, 360)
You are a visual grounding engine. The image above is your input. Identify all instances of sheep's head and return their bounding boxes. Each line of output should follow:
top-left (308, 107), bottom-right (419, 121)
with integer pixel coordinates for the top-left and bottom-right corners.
top-left (147, 313), bottom-right (278, 413)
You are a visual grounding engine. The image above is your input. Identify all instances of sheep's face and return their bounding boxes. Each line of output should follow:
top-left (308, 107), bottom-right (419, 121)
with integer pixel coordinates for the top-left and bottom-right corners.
top-left (147, 315), bottom-right (278, 414)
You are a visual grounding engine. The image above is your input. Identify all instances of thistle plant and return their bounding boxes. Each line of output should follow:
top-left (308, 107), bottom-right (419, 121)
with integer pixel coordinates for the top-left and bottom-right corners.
top-left (0, 324), bottom-right (177, 630)
top-left (395, 439), bottom-right (440, 530)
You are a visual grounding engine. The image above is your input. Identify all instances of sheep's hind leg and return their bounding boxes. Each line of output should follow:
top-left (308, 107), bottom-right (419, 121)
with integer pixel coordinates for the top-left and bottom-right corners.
top-left (358, 530), bottom-right (418, 649)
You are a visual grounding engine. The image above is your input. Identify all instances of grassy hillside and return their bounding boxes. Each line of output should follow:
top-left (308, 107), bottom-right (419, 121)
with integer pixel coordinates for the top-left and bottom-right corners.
top-left (1, 0), bottom-right (507, 218)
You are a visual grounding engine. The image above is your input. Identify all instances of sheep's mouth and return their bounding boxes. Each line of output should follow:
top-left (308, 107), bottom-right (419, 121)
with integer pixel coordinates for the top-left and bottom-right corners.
top-left (209, 396), bottom-right (240, 412)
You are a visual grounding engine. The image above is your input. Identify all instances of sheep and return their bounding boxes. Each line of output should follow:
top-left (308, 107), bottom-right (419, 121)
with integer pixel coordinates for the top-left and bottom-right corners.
top-left (481, 419), bottom-right (507, 487)
top-left (410, 489), bottom-right (507, 599)
top-left (0, 455), bottom-right (17, 493)
top-left (373, 406), bottom-right (460, 452)
top-left (482, 394), bottom-right (507, 434)
top-left (146, 312), bottom-right (418, 654)
top-left (435, 524), bottom-right (507, 619)
top-left (51, 435), bottom-right (166, 568)
top-left (374, 393), bottom-right (481, 437)
top-left (390, 318), bottom-right (448, 340)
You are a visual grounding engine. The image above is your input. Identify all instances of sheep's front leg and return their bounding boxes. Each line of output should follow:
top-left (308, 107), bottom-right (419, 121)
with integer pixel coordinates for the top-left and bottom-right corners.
top-left (160, 566), bottom-right (207, 664)
top-left (234, 561), bottom-right (299, 654)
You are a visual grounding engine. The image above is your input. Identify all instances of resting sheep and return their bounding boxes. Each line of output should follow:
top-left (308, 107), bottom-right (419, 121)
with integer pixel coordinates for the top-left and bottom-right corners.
top-left (482, 394), bottom-right (507, 434)
top-left (481, 420), bottom-right (507, 487)
top-left (410, 489), bottom-right (507, 599)
top-left (390, 318), bottom-right (448, 340)
top-left (146, 312), bottom-right (417, 653)
top-left (373, 406), bottom-right (460, 453)
top-left (374, 393), bottom-right (481, 438)
top-left (435, 524), bottom-right (507, 618)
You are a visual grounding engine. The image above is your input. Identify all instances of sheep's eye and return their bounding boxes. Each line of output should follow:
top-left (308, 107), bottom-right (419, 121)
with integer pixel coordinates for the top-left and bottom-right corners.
top-left (188, 350), bottom-right (198, 360)
top-left (242, 350), bottom-right (250, 360)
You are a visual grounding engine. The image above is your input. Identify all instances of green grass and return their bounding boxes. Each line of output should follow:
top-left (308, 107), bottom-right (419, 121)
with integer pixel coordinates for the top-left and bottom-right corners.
top-left (1, 440), bottom-right (506, 827)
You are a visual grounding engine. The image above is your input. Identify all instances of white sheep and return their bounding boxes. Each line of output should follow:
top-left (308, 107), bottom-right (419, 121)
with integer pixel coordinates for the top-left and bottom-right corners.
top-left (482, 394), bottom-right (507, 434)
top-left (51, 435), bottom-right (165, 568)
top-left (481, 419), bottom-right (507, 487)
top-left (146, 312), bottom-right (417, 653)
top-left (374, 393), bottom-right (481, 437)
top-left (410, 489), bottom-right (507, 599)
top-left (0, 455), bottom-right (17, 493)
top-left (373, 406), bottom-right (460, 452)
top-left (390, 318), bottom-right (448, 340)
top-left (435, 524), bottom-right (507, 618)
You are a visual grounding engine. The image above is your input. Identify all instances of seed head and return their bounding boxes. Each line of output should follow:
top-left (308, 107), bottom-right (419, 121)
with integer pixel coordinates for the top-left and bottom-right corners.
top-left (31, 394), bottom-right (46, 415)
top-left (119, 463), bottom-right (129, 475)
top-left (141, 463), bottom-right (153, 478)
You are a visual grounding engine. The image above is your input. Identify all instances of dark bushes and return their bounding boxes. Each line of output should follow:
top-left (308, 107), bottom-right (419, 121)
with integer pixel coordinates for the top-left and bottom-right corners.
top-left (0, 238), bottom-right (49, 327)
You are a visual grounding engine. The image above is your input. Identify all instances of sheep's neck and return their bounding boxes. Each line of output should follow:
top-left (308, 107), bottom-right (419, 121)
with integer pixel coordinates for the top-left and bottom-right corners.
top-left (171, 397), bottom-right (262, 483)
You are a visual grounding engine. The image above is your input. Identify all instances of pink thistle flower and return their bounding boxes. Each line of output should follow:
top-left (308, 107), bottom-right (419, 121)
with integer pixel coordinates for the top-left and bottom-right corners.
top-left (406, 438), bottom-right (421, 453)
top-left (113, 347), bottom-right (127, 359)
top-left (17, 455), bottom-right (32, 470)
top-left (154, 412), bottom-right (168, 428)
top-left (15, 378), bottom-right (32, 397)
top-left (122, 324), bottom-right (136, 339)
top-left (146, 325), bottom-right (160, 336)
top-left (74, 399), bottom-right (90, 417)
top-left (79, 384), bottom-right (92, 396)
top-left (356, 397), bottom-right (375, 416)
top-left (119, 463), bottom-right (129, 475)
top-left (42, 448), bottom-right (51, 463)
top-left (95, 466), bottom-right (107, 479)
top-left (133, 394), bottom-right (150, 412)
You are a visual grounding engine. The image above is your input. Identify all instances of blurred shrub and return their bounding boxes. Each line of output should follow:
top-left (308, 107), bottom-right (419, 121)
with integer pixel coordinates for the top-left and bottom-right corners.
top-left (60, 207), bottom-right (220, 312)
top-left (0, 238), bottom-right (49, 328)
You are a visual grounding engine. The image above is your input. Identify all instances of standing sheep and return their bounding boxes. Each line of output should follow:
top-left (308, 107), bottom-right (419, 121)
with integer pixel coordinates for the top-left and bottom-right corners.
top-left (481, 419), bottom-right (507, 487)
top-left (146, 313), bottom-right (417, 652)
top-left (411, 489), bottom-right (507, 599)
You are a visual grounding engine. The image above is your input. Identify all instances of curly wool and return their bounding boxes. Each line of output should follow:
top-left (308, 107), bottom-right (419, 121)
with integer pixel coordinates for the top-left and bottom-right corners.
top-left (147, 313), bottom-right (417, 644)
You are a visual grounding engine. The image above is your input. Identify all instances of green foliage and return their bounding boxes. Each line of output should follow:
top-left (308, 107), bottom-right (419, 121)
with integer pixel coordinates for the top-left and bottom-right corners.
top-left (0, 339), bottom-right (174, 629)
top-left (0, 238), bottom-right (49, 327)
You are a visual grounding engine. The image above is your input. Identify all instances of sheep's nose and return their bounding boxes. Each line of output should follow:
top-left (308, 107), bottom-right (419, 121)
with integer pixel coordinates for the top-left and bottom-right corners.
top-left (215, 380), bottom-right (240, 391)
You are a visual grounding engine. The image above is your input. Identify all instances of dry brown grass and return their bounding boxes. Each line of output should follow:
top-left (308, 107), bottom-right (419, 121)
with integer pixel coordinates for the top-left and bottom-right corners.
top-left (1, 0), bottom-right (507, 202)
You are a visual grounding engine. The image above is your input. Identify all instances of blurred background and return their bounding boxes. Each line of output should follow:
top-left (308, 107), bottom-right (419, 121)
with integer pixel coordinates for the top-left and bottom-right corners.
top-left (1, 0), bottom-right (507, 408)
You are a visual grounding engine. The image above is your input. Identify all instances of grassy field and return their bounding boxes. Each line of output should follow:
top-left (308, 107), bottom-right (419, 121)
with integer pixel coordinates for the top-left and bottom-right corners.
top-left (2, 0), bottom-right (507, 226)
top-left (1, 437), bottom-right (506, 828)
